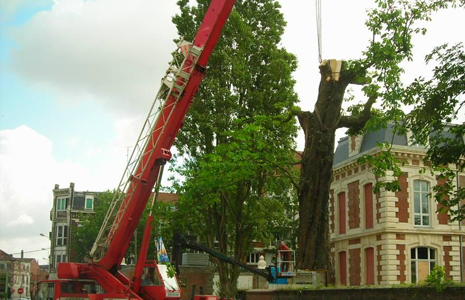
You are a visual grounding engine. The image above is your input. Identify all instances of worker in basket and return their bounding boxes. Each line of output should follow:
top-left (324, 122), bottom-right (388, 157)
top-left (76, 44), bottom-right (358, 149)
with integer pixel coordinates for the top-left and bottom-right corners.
top-left (277, 240), bottom-right (291, 272)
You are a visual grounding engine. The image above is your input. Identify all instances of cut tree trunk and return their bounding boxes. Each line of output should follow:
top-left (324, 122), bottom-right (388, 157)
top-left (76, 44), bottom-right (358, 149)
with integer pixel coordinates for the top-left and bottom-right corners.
top-left (297, 60), bottom-right (350, 270)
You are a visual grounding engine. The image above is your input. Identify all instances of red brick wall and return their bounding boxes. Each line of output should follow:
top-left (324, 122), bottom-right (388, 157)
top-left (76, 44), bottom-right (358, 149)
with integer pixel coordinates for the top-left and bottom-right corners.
top-left (348, 180), bottom-right (360, 229)
top-left (339, 251), bottom-right (347, 286)
top-left (349, 248), bottom-right (361, 286)
top-left (395, 173), bottom-right (409, 223)
top-left (397, 245), bottom-right (406, 283)
top-left (377, 245), bottom-right (382, 284)
top-left (246, 287), bottom-right (465, 300)
top-left (365, 247), bottom-right (375, 285)
top-left (364, 183), bottom-right (374, 229)
top-left (436, 176), bottom-right (451, 224)
top-left (339, 193), bottom-right (346, 234)
top-left (178, 266), bottom-right (216, 299)
top-left (443, 245), bottom-right (453, 279)
top-left (330, 189), bottom-right (335, 234)
top-left (349, 238), bottom-right (361, 245)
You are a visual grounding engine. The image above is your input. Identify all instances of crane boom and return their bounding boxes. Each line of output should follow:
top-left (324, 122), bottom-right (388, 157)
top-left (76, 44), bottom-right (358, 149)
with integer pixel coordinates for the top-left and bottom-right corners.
top-left (55, 2), bottom-right (235, 300)
top-left (89, 0), bottom-right (235, 272)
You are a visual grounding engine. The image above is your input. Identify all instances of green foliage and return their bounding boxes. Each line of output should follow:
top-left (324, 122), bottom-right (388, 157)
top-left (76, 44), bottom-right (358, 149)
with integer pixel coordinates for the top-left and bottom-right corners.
top-left (357, 142), bottom-right (407, 193)
top-left (424, 265), bottom-right (453, 292)
top-left (345, 1), bottom-right (464, 221)
top-left (72, 191), bottom-right (113, 262)
top-left (171, 0), bottom-right (299, 297)
top-left (405, 42), bottom-right (465, 221)
top-left (71, 190), bottom-right (175, 263)
top-left (348, 0), bottom-right (460, 126)
top-left (165, 263), bottom-right (176, 278)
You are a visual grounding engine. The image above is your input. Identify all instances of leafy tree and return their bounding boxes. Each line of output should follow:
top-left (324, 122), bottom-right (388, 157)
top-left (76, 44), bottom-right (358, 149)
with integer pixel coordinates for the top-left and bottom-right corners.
top-left (171, 0), bottom-right (299, 297)
top-left (406, 43), bottom-right (465, 221)
top-left (294, 0), bottom-right (462, 270)
top-left (72, 191), bottom-right (113, 262)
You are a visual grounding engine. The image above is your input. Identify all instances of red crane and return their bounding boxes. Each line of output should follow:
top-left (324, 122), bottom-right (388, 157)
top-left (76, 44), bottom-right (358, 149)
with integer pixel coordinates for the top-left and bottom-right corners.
top-left (36, 1), bottom-right (235, 300)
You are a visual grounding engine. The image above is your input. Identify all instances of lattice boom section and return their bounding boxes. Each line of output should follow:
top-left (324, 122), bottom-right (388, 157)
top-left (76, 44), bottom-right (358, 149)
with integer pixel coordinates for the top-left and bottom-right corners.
top-left (90, 40), bottom-right (203, 260)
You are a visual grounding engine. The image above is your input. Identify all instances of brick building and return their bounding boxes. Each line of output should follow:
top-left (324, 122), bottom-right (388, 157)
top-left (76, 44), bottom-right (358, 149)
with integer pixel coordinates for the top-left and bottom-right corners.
top-left (330, 126), bottom-right (464, 285)
top-left (0, 250), bottom-right (46, 300)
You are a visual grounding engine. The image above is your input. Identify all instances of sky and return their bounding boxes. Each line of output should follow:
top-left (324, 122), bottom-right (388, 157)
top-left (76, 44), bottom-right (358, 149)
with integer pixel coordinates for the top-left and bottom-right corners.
top-left (0, 0), bottom-right (464, 265)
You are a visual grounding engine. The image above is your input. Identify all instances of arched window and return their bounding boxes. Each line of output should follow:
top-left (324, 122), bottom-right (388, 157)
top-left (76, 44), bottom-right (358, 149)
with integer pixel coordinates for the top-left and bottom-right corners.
top-left (413, 180), bottom-right (430, 227)
top-left (411, 247), bottom-right (436, 283)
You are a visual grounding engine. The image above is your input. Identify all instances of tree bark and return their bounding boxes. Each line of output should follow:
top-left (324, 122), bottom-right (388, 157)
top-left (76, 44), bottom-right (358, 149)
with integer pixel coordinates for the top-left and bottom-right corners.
top-left (296, 60), bottom-right (377, 270)
top-left (296, 60), bottom-right (349, 270)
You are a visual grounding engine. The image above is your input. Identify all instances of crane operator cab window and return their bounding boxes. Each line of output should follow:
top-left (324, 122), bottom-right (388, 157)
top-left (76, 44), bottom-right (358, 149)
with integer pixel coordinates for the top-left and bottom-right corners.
top-left (142, 267), bottom-right (161, 286)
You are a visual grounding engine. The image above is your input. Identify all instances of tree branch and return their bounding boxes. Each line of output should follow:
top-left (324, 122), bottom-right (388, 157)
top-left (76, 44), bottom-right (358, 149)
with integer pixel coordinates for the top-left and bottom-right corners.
top-left (295, 111), bottom-right (314, 138)
top-left (260, 156), bottom-right (300, 191)
top-left (338, 94), bottom-right (377, 130)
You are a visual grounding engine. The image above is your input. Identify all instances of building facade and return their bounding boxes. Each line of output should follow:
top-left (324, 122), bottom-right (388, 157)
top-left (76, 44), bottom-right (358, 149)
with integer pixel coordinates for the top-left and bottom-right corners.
top-left (330, 128), bottom-right (465, 286)
top-left (48, 183), bottom-right (99, 272)
top-left (0, 250), bottom-right (45, 300)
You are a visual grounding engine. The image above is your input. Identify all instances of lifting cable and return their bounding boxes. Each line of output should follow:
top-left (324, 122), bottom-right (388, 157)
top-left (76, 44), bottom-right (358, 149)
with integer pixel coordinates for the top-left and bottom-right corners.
top-left (315, 0), bottom-right (323, 62)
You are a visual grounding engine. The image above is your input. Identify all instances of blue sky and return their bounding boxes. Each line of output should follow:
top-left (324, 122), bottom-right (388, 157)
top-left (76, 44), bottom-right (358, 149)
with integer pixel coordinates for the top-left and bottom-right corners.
top-left (0, 0), bottom-right (463, 264)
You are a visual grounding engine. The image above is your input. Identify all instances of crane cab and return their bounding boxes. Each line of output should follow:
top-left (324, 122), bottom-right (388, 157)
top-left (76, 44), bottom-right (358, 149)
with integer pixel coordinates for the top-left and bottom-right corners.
top-left (140, 263), bottom-right (182, 300)
top-left (119, 262), bottom-right (182, 300)
top-left (34, 279), bottom-right (115, 300)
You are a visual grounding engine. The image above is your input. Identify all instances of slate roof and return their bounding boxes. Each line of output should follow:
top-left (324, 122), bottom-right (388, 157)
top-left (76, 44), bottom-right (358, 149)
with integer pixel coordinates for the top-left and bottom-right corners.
top-left (333, 123), bottom-right (463, 166)
top-left (333, 124), bottom-right (408, 166)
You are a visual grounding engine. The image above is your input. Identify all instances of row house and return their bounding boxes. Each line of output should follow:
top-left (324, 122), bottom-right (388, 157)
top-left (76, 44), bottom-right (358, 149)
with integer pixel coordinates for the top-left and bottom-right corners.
top-left (330, 126), bottom-right (464, 286)
top-left (0, 250), bottom-right (45, 299)
top-left (48, 183), bottom-right (99, 272)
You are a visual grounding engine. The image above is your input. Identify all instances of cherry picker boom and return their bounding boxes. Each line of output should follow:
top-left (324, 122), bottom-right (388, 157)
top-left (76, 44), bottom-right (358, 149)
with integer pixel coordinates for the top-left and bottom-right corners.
top-left (34, 1), bottom-right (235, 300)
top-left (172, 234), bottom-right (276, 283)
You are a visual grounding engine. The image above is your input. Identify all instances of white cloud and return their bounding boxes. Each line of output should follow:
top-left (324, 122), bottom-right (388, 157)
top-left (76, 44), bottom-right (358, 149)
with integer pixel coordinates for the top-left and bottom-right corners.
top-left (9, 0), bottom-right (178, 117)
top-left (0, 0), bottom-right (51, 24)
top-left (7, 214), bottom-right (34, 227)
top-left (0, 126), bottom-right (105, 260)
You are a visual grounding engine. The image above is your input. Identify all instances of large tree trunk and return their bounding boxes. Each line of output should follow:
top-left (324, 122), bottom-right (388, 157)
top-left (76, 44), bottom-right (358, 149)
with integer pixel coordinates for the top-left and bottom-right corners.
top-left (297, 60), bottom-right (349, 270)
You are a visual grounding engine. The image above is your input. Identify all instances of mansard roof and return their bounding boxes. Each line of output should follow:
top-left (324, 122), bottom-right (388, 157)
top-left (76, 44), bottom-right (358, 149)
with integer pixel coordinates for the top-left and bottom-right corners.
top-left (333, 123), bottom-right (463, 167)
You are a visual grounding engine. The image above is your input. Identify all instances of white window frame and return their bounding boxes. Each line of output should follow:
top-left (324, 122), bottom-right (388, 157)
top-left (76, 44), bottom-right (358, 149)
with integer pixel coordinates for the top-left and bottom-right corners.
top-left (413, 180), bottom-right (430, 227)
top-left (410, 247), bottom-right (436, 283)
top-left (57, 198), bottom-right (67, 211)
top-left (56, 224), bottom-right (68, 246)
top-left (55, 253), bottom-right (67, 267)
top-left (247, 252), bottom-right (260, 265)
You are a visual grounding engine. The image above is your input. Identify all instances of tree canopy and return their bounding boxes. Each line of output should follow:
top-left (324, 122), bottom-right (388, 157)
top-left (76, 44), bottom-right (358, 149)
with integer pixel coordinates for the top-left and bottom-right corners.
top-left (171, 0), bottom-right (299, 297)
top-left (295, 0), bottom-right (464, 270)
top-left (406, 42), bottom-right (465, 220)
